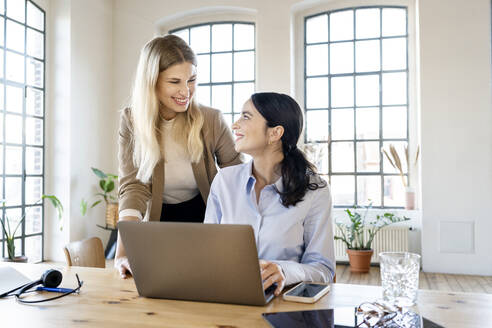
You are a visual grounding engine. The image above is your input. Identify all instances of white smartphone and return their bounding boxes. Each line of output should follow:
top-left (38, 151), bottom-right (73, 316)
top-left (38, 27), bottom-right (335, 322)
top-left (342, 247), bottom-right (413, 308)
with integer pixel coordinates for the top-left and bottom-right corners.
top-left (282, 282), bottom-right (331, 303)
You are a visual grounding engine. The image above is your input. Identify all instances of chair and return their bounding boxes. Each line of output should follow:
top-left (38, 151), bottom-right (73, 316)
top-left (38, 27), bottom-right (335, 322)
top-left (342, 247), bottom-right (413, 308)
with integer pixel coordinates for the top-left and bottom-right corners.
top-left (63, 237), bottom-right (106, 268)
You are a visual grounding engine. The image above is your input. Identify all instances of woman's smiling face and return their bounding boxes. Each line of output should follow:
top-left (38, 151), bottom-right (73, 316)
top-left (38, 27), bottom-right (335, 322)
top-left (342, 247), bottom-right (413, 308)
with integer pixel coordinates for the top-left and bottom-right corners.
top-left (231, 99), bottom-right (270, 155)
top-left (156, 61), bottom-right (197, 119)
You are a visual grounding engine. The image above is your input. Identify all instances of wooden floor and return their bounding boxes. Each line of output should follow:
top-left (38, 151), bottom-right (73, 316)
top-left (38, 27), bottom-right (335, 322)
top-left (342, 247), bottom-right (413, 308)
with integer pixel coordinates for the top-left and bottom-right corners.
top-left (335, 264), bottom-right (492, 294)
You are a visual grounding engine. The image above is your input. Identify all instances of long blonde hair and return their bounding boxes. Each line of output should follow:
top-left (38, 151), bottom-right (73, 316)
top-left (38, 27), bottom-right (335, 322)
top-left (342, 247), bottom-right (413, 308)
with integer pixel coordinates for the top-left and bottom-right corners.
top-left (130, 35), bottom-right (204, 183)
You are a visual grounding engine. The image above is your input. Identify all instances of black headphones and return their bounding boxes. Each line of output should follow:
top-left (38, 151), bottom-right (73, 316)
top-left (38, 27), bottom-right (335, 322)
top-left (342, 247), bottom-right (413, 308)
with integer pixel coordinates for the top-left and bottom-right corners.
top-left (2, 269), bottom-right (83, 304)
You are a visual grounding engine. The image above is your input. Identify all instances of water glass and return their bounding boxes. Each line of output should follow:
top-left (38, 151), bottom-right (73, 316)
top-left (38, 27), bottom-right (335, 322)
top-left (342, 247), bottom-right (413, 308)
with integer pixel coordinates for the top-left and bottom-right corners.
top-left (379, 252), bottom-right (421, 306)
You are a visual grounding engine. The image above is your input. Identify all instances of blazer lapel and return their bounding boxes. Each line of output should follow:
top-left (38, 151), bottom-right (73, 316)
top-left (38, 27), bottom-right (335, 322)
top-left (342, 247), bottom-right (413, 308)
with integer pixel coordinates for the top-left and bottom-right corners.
top-left (150, 159), bottom-right (164, 221)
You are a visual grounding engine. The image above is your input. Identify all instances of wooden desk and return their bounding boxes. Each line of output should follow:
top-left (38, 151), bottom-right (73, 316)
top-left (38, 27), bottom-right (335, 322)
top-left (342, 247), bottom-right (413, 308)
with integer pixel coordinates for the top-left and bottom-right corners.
top-left (1, 263), bottom-right (491, 327)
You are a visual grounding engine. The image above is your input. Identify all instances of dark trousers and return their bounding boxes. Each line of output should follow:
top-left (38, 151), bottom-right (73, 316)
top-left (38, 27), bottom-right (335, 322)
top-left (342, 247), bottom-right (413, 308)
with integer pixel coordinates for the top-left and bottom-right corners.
top-left (160, 193), bottom-right (206, 223)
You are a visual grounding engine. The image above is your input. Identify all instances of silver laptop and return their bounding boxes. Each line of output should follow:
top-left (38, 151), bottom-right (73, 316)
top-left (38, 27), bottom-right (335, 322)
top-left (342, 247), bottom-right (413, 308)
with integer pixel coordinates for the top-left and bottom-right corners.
top-left (118, 221), bottom-right (276, 306)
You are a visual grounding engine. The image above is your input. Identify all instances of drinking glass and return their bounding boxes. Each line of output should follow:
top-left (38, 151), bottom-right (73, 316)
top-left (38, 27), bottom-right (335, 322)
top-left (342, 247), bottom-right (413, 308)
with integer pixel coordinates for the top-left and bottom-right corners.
top-left (379, 252), bottom-right (420, 306)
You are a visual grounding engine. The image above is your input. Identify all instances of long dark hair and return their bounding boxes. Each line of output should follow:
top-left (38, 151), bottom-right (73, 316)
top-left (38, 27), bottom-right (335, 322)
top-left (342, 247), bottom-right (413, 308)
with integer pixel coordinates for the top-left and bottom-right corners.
top-left (251, 92), bottom-right (326, 207)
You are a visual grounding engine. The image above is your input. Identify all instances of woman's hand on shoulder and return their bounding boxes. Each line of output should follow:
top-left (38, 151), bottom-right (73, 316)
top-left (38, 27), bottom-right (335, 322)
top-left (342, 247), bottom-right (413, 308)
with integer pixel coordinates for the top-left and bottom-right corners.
top-left (114, 256), bottom-right (133, 279)
top-left (259, 259), bottom-right (285, 296)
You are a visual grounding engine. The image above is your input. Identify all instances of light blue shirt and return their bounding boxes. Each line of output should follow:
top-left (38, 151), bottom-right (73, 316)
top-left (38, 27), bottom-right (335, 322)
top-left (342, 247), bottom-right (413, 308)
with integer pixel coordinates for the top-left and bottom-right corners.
top-left (204, 161), bottom-right (335, 285)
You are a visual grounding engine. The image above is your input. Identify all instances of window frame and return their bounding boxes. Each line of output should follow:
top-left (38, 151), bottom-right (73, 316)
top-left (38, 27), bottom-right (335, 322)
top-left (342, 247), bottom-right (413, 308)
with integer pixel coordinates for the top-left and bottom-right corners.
top-left (0, 0), bottom-right (46, 261)
top-left (303, 5), bottom-right (410, 209)
top-left (169, 21), bottom-right (256, 126)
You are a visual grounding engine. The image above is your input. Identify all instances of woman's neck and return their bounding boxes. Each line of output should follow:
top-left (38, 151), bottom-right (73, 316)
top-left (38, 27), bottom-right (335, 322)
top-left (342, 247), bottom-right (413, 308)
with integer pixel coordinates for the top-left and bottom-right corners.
top-left (252, 150), bottom-right (284, 187)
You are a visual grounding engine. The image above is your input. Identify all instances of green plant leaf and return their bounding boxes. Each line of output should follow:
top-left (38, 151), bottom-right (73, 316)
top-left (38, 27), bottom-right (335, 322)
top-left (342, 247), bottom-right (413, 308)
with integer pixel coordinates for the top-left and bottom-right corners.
top-left (80, 199), bottom-right (88, 216)
top-left (107, 174), bottom-right (118, 179)
top-left (92, 167), bottom-right (107, 179)
top-left (105, 180), bottom-right (115, 193)
top-left (90, 200), bottom-right (102, 208)
top-left (100, 179), bottom-right (107, 192)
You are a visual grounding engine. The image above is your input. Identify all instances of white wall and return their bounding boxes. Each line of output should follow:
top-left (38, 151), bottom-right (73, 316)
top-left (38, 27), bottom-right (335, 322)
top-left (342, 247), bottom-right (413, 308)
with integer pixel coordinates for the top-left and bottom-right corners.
top-left (45, 0), bottom-right (116, 261)
top-left (419, 0), bottom-right (492, 275)
top-left (42, 0), bottom-right (492, 274)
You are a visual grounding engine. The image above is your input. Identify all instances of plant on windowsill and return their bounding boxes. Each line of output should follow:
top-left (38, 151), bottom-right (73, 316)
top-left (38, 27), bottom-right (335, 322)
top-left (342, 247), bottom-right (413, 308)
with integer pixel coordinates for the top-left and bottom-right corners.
top-left (0, 195), bottom-right (63, 262)
top-left (334, 205), bottom-right (409, 273)
top-left (80, 167), bottom-right (119, 230)
top-left (382, 144), bottom-right (420, 210)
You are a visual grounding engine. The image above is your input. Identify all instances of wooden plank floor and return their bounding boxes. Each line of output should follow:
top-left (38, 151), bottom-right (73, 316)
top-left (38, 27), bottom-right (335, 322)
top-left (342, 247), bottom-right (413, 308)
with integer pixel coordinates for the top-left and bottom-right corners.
top-left (335, 264), bottom-right (492, 294)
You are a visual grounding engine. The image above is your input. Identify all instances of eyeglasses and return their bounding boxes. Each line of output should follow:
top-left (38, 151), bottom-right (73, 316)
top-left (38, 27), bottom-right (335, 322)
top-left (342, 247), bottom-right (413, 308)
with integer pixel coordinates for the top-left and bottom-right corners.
top-left (356, 301), bottom-right (421, 328)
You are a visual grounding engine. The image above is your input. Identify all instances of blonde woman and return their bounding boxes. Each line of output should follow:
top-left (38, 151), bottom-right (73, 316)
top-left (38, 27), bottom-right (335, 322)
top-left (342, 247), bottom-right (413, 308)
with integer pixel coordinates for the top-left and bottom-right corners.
top-left (115, 35), bottom-right (243, 278)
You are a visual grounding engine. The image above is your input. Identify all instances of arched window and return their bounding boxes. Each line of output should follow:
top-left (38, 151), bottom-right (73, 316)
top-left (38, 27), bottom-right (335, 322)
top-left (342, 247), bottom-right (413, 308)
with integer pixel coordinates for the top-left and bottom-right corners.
top-left (304, 6), bottom-right (409, 208)
top-left (171, 22), bottom-right (255, 126)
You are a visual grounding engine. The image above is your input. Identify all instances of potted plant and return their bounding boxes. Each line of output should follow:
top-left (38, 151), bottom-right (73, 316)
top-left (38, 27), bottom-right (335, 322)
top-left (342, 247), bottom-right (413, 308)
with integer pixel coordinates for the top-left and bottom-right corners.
top-left (334, 205), bottom-right (409, 273)
top-left (81, 167), bottom-right (119, 229)
top-left (1, 195), bottom-right (63, 262)
top-left (382, 144), bottom-right (420, 209)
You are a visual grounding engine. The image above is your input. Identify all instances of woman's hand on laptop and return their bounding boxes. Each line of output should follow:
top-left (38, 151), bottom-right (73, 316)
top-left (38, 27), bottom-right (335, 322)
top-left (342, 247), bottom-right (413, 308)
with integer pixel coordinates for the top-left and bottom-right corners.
top-left (114, 256), bottom-right (133, 279)
top-left (260, 260), bottom-right (285, 296)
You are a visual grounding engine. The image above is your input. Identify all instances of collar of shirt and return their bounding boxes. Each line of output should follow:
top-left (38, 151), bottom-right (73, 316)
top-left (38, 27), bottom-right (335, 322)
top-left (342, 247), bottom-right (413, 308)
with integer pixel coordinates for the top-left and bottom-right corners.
top-left (242, 160), bottom-right (284, 195)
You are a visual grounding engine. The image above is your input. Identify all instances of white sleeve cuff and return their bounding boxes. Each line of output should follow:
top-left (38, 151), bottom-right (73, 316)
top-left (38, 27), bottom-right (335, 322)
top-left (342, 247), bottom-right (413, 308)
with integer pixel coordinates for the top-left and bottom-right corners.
top-left (119, 209), bottom-right (143, 220)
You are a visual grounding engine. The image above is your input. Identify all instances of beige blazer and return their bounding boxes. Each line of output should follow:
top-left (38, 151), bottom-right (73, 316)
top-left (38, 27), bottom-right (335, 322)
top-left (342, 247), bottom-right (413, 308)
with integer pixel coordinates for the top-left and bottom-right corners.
top-left (118, 106), bottom-right (243, 221)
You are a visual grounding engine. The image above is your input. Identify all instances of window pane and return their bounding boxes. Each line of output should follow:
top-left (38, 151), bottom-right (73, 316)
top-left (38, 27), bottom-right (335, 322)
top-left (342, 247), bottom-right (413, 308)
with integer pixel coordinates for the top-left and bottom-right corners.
top-left (331, 108), bottom-right (353, 140)
top-left (306, 14), bottom-right (328, 44)
top-left (27, 58), bottom-right (44, 88)
top-left (197, 85), bottom-right (210, 107)
top-left (211, 84), bottom-right (232, 114)
top-left (234, 24), bottom-right (254, 50)
top-left (173, 29), bottom-right (189, 44)
top-left (382, 8), bottom-right (406, 37)
top-left (357, 176), bottom-right (381, 206)
top-left (5, 146), bottom-right (22, 174)
top-left (212, 24), bottom-right (232, 52)
top-left (331, 141), bottom-right (354, 172)
top-left (330, 42), bottom-right (353, 74)
top-left (6, 85), bottom-right (23, 113)
top-left (382, 72), bottom-right (406, 105)
top-left (382, 141), bottom-right (408, 174)
top-left (26, 146), bottom-right (43, 175)
top-left (330, 10), bottom-right (354, 41)
top-left (331, 76), bottom-right (353, 108)
top-left (383, 106), bottom-right (407, 139)
top-left (356, 74), bottom-right (379, 106)
top-left (197, 54), bottom-right (210, 84)
top-left (306, 77), bottom-right (328, 109)
top-left (6, 51), bottom-right (24, 83)
top-left (5, 114), bottom-right (22, 144)
top-left (384, 175), bottom-right (405, 207)
top-left (6, 20), bottom-right (25, 53)
top-left (234, 51), bottom-right (254, 81)
top-left (356, 141), bottom-right (380, 172)
top-left (7, 0), bottom-right (25, 23)
top-left (26, 177), bottom-right (42, 205)
top-left (382, 38), bottom-right (406, 70)
top-left (222, 113), bottom-right (233, 129)
top-left (5, 178), bottom-right (22, 206)
top-left (306, 44), bottom-right (328, 76)
top-left (355, 40), bottom-right (380, 72)
top-left (356, 8), bottom-right (380, 39)
top-left (306, 110), bottom-right (328, 142)
top-left (356, 107), bottom-right (379, 139)
top-left (331, 175), bottom-right (355, 206)
top-left (211, 53), bottom-right (232, 82)
top-left (0, 0), bottom-right (4, 14)
top-left (0, 50), bottom-right (4, 78)
top-left (190, 25), bottom-right (210, 54)
top-left (26, 117), bottom-right (43, 145)
top-left (25, 235), bottom-right (42, 263)
top-left (5, 208), bottom-right (22, 237)
top-left (0, 115), bottom-right (3, 142)
top-left (303, 143), bottom-right (328, 174)
top-left (233, 83), bottom-right (254, 113)
top-left (27, 28), bottom-right (44, 59)
top-left (27, 2), bottom-right (44, 31)
top-left (26, 87), bottom-right (43, 116)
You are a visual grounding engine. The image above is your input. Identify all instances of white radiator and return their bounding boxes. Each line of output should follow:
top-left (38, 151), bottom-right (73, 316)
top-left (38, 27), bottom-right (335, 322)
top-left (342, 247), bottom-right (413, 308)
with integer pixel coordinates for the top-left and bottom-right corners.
top-left (334, 226), bottom-right (409, 263)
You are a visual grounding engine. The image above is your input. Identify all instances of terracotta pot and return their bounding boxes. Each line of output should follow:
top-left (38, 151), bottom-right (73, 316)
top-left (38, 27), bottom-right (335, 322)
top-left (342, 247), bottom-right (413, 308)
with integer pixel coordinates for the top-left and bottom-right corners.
top-left (1, 255), bottom-right (28, 263)
top-left (106, 203), bottom-right (119, 229)
top-left (346, 249), bottom-right (373, 273)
